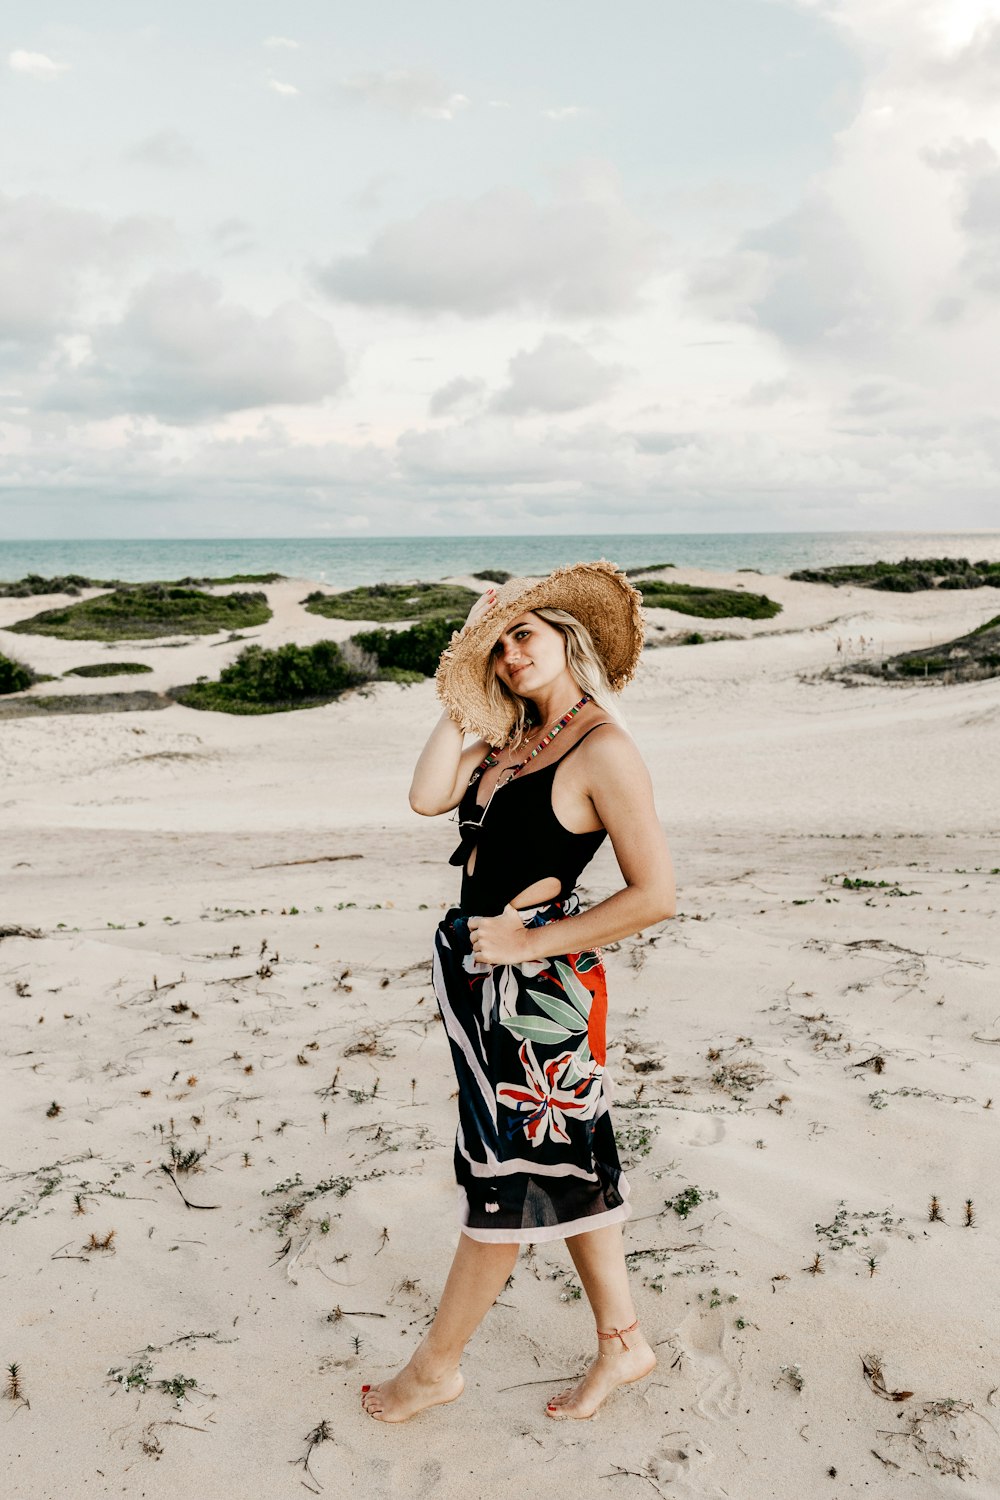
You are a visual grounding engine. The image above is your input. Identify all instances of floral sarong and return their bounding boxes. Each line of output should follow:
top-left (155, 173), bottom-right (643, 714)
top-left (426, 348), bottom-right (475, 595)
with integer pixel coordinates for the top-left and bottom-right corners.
top-left (432, 893), bottom-right (630, 1243)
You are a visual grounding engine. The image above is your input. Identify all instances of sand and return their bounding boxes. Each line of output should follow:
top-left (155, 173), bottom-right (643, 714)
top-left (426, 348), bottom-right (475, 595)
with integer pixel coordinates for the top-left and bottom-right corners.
top-left (1, 567), bottom-right (999, 1499)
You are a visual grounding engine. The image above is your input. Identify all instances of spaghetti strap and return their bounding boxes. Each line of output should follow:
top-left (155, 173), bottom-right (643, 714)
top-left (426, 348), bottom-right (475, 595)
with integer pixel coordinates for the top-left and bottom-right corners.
top-left (546, 720), bottom-right (613, 768)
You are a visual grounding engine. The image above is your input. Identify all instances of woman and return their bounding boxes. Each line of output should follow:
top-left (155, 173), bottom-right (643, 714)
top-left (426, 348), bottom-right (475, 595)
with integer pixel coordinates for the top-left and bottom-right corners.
top-left (361, 559), bottom-right (675, 1424)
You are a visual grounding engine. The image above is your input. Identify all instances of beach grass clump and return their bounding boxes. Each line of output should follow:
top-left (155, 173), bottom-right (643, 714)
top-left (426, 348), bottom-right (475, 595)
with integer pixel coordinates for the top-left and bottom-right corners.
top-left (7, 583), bottom-right (272, 641)
top-left (0, 572), bottom-right (108, 598)
top-left (172, 639), bottom-right (369, 714)
top-left (625, 562), bottom-right (675, 576)
top-left (303, 580), bottom-right (478, 622)
top-left (0, 650), bottom-right (38, 694)
top-left (853, 613), bottom-right (1000, 684)
top-left (350, 615), bottom-right (466, 678)
top-left (64, 661), bottom-right (153, 678)
top-left (637, 580), bottom-right (781, 619)
top-left (473, 569), bottom-right (512, 584)
top-left (790, 556), bottom-right (1000, 591)
top-left (0, 690), bottom-right (169, 719)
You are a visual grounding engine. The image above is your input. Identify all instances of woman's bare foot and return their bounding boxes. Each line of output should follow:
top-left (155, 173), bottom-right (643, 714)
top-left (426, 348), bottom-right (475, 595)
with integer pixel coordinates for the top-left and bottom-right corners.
top-left (361, 1354), bottom-right (464, 1424)
top-left (545, 1328), bottom-right (656, 1421)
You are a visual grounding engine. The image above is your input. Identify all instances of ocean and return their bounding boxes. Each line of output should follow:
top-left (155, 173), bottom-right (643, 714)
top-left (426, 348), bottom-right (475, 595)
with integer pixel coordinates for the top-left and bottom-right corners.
top-left (2, 532), bottom-right (999, 588)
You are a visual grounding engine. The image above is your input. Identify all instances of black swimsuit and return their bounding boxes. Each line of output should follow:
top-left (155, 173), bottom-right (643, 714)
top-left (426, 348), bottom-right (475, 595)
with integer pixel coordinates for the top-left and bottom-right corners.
top-left (449, 724), bottom-right (612, 917)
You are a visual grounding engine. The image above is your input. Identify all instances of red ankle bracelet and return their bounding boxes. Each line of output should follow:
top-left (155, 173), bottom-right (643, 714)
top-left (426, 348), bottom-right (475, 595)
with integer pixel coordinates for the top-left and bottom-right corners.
top-left (596, 1317), bottom-right (639, 1351)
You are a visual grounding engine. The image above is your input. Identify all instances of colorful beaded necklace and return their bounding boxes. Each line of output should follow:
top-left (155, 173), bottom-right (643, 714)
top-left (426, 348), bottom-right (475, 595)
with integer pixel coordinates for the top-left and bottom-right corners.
top-left (457, 692), bottom-right (593, 834)
top-left (479, 692), bottom-right (592, 787)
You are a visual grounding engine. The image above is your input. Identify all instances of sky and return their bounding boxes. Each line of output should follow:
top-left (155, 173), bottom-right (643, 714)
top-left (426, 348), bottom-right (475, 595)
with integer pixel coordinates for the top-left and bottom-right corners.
top-left (1, 0), bottom-right (1000, 538)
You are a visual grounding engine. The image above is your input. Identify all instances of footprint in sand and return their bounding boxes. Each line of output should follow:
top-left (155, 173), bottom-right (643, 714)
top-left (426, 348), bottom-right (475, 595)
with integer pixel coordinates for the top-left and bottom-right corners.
top-left (672, 1307), bottom-right (743, 1422)
top-left (678, 1114), bottom-right (726, 1148)
top-left (642, 1435), bottom-right (732, 1500)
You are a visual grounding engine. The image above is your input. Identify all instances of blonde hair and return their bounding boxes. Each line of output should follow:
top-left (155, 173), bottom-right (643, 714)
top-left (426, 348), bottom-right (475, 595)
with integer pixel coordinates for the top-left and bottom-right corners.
top-left (483, 605), bottom-right (628, 749)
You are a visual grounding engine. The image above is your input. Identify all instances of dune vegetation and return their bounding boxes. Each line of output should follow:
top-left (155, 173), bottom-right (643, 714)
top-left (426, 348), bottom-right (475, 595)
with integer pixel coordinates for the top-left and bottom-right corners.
top-left (790, 556), bottom-right (1000, 591)
top-left (852, 612), bottom-right (1000, 684)
top-left (637, 580), bottom-right (782, 619)
top-left (7, 584), bottom-right (272, 641)
top-left (303, 581), bottom-right (477, 623)
top-left (350, 617), bottom-right (465, 679)
top-left (0, 650), bottom-right (39, 694)
top-left (172, 640), bottom-right (373, 714)
top-left (64, 661), bottom-right (154, 677)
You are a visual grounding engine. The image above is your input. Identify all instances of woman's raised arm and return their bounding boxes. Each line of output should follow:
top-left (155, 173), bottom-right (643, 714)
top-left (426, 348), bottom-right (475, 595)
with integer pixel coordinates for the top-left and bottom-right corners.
top-left (408, 710), bottom-right (490, 816)
top-left (408, 585), bottom-right (498, 816)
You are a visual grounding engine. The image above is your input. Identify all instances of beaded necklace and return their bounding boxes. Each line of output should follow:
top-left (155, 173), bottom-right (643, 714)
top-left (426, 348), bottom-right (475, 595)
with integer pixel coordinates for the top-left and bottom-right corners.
top-left (485, 691), bottom-right (592, 787)
top-left (458, 693), bottom-right (592, 835)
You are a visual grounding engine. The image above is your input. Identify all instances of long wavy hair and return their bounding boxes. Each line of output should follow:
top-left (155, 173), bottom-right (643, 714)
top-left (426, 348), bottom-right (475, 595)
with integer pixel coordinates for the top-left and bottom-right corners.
top-left (483, 606), bottom-right (628, 749)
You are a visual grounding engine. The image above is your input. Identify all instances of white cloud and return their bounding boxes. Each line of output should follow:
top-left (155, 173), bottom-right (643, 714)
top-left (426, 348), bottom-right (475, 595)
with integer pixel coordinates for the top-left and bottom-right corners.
top-left (264, 36), bottom-right (300, 50)
top-left (338, 68), bottom-right (470, 120)
top-left (429, 375), bottom-right (486, 417)
top-left (268, 79), bottom-right (299, 96)
top-left (490, 333), bottom-right (622, 414)
top-left (40, 271), bottom-right (348, 424)
top-left (126, 129), bottom-right (203, 170)
top-left (316, 183), bottom-right (660, 317)
top-left (541, 105), bottom-right (588, 120)
top-left (8, 49), bottom-right (69, 81)
top-left (0, 192), bottom-right (173, 350)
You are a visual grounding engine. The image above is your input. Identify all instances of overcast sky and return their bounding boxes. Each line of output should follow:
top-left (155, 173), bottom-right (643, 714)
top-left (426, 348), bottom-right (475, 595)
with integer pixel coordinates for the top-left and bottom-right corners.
top-left (2, 0), bottom-right (999, 538)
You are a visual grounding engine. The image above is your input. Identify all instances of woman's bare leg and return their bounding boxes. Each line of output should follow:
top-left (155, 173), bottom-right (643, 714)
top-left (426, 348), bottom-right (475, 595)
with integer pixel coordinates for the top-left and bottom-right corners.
top-left (545, 1221), bottom-right (656, 1420)
top-left (361, 1233), bottom-right (519, 1423)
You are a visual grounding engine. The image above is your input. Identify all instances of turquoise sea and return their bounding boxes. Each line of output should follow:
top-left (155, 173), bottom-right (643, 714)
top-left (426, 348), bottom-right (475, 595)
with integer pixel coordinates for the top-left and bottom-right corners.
top-left (2, 532), bottom-right (1000, 588)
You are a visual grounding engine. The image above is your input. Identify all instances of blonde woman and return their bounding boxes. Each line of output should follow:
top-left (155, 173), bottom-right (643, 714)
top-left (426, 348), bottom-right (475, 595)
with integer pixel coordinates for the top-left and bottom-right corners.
top-left (361, 561), bottom-right (675, 1423)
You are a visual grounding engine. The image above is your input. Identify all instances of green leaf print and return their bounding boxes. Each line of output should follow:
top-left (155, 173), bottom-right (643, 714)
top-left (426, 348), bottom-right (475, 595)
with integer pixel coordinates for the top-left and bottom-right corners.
top-left (526, 989), bottom-right (587, 1034)
top-left (561, 1034), bottom-right (598, 1088)
top-left (500, 1016), bottom-right (573, 1045)
top-left (552, 960), bottom-right (593, 1020)
top-left (574, 951), bottom-right (601, 973)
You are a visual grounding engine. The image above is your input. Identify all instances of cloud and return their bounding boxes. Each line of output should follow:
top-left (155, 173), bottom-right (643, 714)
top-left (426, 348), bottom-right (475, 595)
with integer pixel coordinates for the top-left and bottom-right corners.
top-left (213, 216), bottom-right (256, 257)
top-left (690, 195), bottom-right (883, 351)
top-left (0, 192), bottom-right (173, 350)
top-left (742, 376), bottom-right (808, 405)
top-left (8, 49), bottom-right (69, 80)
top-left (919, 137), bottom-right (1000, 294)
top-left (490, 334), bottom-right (622, 414)
top-left (316, 183), bottom-right (660, 317)
top-left (338, 69), bottom-right (470, 120)
top-left (268, 79), bottom-right (299, 96)
top-left (40, 271), bottom-right (348, 423)
top-left (126, 129), bottom-right (203, 170)
top-left (264, 36), bottom-right (300, 49)
top-left (429, 375), bottom-right (486, 417)
top-left (926, 17), bottom-right (1000, 99)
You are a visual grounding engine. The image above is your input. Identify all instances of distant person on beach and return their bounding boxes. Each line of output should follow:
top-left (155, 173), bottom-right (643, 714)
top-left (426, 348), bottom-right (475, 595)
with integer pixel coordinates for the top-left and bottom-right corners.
top-left (360, 560), bottom-right (675, 1424)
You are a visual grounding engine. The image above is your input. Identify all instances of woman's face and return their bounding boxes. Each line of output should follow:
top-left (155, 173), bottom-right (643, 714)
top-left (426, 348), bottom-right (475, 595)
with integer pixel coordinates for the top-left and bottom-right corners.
top-left (491, 610), bottom-right (566, 695)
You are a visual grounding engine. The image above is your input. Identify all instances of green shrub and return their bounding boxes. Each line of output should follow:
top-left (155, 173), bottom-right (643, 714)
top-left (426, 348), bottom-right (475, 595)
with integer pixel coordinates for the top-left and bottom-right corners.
top-left (64, 661), bottom-right (153, 677)
top-left (172, 639), bottom-right (367, 714)
top-left (637, 581), bottom-right (781, 620)
top-left (790, 556), bottom-right (1000, 591)
top-left (303, 581), bottom-right (477, 622)
top-left (351, 616), bottom-right (466, 676)
top-left (0, 651), bottom-right (36, 694)
top-left (8, 584), bottom-right (271, 641)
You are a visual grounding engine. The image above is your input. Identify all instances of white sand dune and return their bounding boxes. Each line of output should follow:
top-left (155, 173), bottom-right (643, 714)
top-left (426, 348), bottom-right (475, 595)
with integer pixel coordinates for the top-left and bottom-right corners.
top-left (1, 569), bottom-right (999, 1499)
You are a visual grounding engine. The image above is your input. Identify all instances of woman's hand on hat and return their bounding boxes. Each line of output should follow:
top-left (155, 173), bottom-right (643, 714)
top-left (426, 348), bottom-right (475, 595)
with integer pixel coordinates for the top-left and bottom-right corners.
top-left (461, 586), bottom-right (497, 633)
top-left (467, 904), bottom-right (531, 966)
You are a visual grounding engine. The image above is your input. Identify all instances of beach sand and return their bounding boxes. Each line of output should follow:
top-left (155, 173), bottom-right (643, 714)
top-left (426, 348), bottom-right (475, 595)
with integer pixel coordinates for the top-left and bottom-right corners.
top-left (2, 568), bottom-right (999, 1499)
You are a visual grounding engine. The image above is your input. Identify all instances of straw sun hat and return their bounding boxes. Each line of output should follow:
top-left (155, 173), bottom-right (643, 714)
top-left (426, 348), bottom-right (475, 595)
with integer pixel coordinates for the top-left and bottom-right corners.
top-left (435, 558), bottom-right (645, 746)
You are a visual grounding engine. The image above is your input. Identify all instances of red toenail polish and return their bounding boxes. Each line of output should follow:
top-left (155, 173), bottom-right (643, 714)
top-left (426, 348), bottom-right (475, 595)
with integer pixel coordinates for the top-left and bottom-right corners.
top-left (361, 1384), bottom-right (370, 1393)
